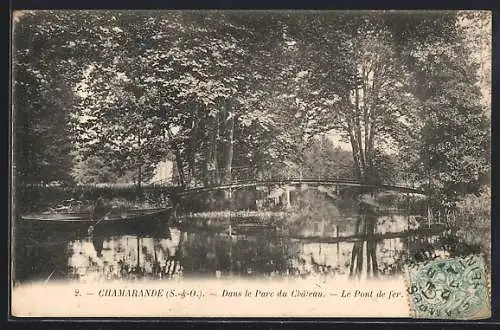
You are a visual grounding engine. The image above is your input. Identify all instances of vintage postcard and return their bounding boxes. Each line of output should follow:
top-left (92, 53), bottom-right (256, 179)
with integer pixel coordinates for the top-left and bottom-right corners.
top-left (10, 10), bottom-right (491, 318)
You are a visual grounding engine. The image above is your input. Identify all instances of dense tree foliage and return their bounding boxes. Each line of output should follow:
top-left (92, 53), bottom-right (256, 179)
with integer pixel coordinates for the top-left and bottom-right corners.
top-left (12, 11), bottom-right (490, 206)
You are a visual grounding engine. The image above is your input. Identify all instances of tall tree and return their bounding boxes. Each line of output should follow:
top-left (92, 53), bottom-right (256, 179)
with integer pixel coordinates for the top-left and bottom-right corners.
top-left (391, 11), bottom-right (490, 201)
top-left (13, 12), bottom-right (81, 184)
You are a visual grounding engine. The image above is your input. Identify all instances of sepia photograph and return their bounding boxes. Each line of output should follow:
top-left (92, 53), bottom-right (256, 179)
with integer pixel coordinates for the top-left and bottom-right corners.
top-left (10, 10), bottom-right (491, 318)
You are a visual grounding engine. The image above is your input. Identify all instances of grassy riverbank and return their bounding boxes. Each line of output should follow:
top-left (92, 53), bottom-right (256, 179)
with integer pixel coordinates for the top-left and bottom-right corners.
top-left (451, 187), bottom-right (491, 261)
top-left (179, 210), bottom-right (286, 219)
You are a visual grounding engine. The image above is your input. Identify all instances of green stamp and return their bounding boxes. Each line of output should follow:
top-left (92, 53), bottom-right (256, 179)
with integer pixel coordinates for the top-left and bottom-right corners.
top-left (407, 255), bottom-right (490, 319)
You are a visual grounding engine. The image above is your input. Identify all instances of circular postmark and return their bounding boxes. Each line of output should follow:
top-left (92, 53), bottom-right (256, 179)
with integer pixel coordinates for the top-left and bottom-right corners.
top-left (407, 255), bottom-right (487, 319)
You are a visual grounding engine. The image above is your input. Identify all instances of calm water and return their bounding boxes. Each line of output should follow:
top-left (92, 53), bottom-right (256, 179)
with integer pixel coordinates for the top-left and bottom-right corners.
top-left (13, 214), bottom-right (460, 284)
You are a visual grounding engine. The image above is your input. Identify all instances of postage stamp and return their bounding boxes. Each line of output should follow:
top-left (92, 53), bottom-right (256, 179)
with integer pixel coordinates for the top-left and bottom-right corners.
top-left (406, 255), bottom-right (490, 320)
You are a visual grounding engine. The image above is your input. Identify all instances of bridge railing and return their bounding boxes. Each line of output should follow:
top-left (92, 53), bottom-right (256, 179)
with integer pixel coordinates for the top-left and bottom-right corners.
top-left (149, 165), bottom-right (425, 191)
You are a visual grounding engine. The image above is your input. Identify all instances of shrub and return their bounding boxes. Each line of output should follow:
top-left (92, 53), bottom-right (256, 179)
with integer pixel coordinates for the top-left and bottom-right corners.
top-left (453, 186), bottom-right (490, 260)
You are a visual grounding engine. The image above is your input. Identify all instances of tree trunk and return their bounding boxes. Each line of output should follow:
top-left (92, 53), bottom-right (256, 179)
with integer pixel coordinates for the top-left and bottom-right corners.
top-left (211, 107), bottom-right (221, 185)
top-left (173, 152), bottom-right (185, 187)
top-left (346, 116), bottom-right (363, 180)
top-left (354, 83), bottom-right (366, 178)
top-left (348, 134), bottom-right (362, 179)
top-left (167, 128), bottom-right (186, 187)
top-left (138, 164), bottom-right (142, 189)
top-left (187, 111), bottom-right (198, 186)
top-left (137, 133), bottom-right (142, 190)
top-left (223, 99), bottom-right (234, 184)
top-left (203, 140), bottom-right (210, 187)
top-left (206, 112), bottom-right (220, 185)
top-left (343, 62), bottom-right (381, 185)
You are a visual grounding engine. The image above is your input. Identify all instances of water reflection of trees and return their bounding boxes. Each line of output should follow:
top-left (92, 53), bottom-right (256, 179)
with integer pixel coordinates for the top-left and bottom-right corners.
top-left (15, 235), bottom-right (70, 283)
top-left (70, 227), bottom-right (420, 281)
top-left (349, 204), bottom-right (379, 279)
top-left (347, 208), bottom-right (427, 279)
top-left (67, 227), bottom-right (185, 281)
top-left (60, 216), bottom-right (479, 282)
top-left (179, 232), bottom-right (302, 277)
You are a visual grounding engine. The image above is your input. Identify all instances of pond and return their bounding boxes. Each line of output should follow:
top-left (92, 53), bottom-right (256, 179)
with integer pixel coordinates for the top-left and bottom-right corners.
top-left (13, 213), bottom-right (475, 284)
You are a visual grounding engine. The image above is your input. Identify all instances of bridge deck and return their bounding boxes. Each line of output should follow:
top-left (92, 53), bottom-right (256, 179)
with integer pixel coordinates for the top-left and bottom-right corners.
top-left (166, 178), bottom-right (425, 195)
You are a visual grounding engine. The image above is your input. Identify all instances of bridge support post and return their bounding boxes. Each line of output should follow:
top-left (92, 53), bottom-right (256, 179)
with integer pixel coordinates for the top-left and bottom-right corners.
top-left (283, 189), bottom-right (291, 209)
top-left (427, 204), bottom-right (433, 228)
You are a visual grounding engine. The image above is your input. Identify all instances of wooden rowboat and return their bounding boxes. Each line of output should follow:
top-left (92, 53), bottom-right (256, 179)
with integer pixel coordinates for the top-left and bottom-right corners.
top-left (19, 207), bottom-right (172, 235)
top-left (21, 208), bottom-right (170, 222)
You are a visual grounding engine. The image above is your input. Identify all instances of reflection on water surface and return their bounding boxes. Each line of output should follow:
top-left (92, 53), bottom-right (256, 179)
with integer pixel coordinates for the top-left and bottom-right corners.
top-left (15, 214), bottom-right (457, 283)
